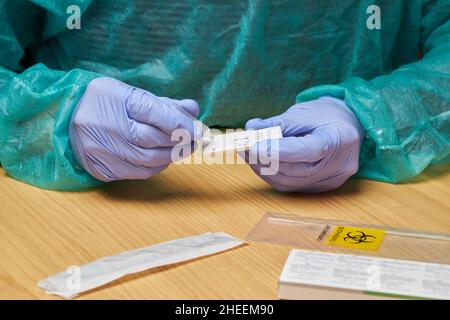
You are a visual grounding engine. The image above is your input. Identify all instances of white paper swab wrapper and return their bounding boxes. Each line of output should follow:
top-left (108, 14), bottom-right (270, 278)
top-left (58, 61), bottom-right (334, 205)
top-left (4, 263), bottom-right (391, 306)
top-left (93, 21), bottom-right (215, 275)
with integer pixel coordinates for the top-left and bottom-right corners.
top-left (38, 232), bottom-right (244, 299)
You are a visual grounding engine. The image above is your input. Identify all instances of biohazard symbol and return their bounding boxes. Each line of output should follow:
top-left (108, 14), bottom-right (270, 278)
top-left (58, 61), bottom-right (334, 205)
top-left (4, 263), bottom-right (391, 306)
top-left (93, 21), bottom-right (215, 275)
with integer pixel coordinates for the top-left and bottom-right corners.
top-left (344, 231), bottom-right (376, 244)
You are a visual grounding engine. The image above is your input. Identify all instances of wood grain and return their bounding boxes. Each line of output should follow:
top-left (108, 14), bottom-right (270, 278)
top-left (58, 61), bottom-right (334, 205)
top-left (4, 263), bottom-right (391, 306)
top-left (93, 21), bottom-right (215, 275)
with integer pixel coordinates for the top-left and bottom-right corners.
top-left (0, 162), bottom-right (449, 299)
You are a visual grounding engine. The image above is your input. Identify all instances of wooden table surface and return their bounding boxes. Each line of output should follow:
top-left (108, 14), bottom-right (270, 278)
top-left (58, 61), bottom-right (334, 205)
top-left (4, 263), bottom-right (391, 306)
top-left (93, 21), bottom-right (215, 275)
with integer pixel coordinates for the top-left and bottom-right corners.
top-left (1, 161), bottom-right (449, 299)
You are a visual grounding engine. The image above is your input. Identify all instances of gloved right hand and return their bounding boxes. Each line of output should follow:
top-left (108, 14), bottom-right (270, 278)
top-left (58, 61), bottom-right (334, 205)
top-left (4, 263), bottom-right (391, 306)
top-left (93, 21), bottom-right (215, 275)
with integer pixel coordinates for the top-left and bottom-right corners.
top-left (69, 77), bottom-right (199, 182)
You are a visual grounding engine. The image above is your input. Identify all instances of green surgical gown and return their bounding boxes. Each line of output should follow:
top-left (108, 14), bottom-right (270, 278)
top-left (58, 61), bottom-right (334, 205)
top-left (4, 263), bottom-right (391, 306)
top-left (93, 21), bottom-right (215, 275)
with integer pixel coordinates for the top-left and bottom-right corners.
top-left (0, 0), bottom-right (449, 190)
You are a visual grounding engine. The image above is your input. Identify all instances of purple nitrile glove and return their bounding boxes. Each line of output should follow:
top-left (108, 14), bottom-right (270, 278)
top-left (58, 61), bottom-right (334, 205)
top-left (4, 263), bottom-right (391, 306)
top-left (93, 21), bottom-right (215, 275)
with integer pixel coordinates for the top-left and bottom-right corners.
top-left (69, 77), bottom-right (199, 182)
top-left (244, 97), bottom-right (364, 193)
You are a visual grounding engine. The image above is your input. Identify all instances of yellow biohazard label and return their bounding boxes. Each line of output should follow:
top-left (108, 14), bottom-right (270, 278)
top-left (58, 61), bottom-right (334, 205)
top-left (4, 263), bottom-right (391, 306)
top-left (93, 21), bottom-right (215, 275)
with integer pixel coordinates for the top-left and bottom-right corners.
top-left (326, 226), bottom-right (385, 251)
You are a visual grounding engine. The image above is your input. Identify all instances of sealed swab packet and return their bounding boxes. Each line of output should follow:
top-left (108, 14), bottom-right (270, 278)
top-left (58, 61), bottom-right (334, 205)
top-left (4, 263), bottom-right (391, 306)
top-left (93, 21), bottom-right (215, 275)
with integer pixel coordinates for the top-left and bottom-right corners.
top-left (38, 232), bottom-right (244, 299)
top-left (202, 126), bottom-right (282, 154)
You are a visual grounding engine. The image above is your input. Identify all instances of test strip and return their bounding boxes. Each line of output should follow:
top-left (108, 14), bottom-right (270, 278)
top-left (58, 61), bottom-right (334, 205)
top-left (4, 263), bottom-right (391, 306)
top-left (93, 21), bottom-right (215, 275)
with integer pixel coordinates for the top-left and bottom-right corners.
top-left (202, 126), bottom-right (282, 154)
top-left (38, 232), bottom-right (244, 299)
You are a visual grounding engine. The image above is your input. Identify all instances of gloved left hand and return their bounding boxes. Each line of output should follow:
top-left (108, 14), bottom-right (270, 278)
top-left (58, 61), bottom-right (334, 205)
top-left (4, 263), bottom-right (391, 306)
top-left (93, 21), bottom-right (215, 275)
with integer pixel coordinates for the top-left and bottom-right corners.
top-left (244, 97), bottom-right (364, 193)
top-left (69, 77), bottom-right (199, 182)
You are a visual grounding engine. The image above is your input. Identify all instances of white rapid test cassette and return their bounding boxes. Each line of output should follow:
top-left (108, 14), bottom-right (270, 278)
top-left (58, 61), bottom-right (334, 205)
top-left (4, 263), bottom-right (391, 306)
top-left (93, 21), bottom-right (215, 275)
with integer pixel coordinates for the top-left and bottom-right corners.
top-left (202, 126), bottom-right (282, 154)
